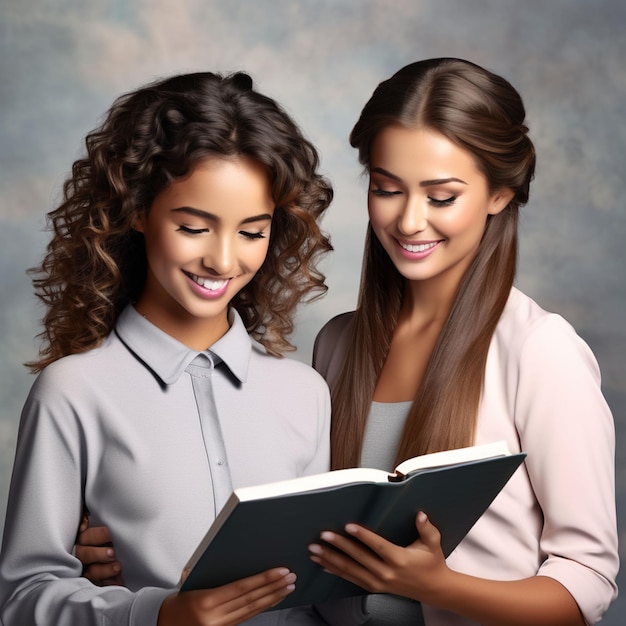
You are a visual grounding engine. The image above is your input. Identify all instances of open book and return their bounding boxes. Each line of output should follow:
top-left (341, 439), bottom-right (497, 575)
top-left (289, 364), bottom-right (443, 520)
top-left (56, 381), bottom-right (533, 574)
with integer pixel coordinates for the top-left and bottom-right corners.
top-left (180, 440), bottom-right (525, 610)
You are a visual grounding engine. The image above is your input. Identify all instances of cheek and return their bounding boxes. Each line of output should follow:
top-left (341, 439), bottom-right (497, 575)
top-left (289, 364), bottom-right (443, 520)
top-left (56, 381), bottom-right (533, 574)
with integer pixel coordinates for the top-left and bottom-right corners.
top-left (258, 240), bottom-right (271, 267)
top-left (246, 241), bottom-right (271, 272)
top-left (437, 204), bottom-right (488, 238)
top-left (145, 228), bottom-right (190, 269)
top-left (368, 199), bottom-right (394, 232)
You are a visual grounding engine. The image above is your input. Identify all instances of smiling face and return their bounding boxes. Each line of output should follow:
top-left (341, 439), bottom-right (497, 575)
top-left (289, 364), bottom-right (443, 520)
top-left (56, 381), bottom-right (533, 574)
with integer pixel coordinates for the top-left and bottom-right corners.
top-left (368, 126), bottom-right (512, 296)
top-left (134, 157), bottom-right (275, 349)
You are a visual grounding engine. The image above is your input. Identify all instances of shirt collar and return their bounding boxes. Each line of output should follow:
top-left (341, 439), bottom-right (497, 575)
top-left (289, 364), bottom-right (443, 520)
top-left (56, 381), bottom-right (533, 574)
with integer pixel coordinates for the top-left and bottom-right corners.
top-left (115, 306), bottom-right (252, 385)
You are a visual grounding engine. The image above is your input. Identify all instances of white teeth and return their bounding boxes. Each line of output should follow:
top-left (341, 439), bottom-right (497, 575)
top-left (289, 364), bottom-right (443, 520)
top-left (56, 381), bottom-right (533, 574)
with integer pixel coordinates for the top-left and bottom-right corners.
top-left (400, 241), bottom-right (437, 253)
top-left (189, 274), bottom-right (228, 290)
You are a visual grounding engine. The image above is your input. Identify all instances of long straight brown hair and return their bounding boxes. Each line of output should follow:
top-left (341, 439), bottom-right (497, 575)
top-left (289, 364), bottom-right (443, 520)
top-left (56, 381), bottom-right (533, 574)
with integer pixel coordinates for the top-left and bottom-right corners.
top-left (330, 59), bottom-right (536, 469)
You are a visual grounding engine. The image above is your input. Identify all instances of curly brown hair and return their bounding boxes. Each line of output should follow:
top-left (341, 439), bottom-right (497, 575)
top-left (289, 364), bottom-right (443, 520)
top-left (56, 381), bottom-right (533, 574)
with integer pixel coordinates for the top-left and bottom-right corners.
top-left (28, 71), bottom-right (333, 372)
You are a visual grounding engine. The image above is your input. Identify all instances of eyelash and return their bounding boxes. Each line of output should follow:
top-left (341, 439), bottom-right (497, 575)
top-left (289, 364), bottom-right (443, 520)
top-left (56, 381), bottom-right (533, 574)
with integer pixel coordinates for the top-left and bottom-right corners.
top-left (370, 188), bottom-right (401, 197)
top-left (240, 231), bottom-right (266, 240)
top-left (430, 196), bottom-right (456, 207)
top-left (370, 188), bottom-right (457, 207)
top-left (177, 226), bottom-right (266, 240)
top-left (177, 225), bottom-right (208, 235)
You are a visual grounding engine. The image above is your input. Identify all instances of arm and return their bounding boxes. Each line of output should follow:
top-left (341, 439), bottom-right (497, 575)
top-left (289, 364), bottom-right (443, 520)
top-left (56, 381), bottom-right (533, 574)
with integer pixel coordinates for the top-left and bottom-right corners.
top-left (308, 312), bottom-right (618, 625)
top-left (511, 314), bottom-right (618, 620)
top-left (0, 370), bottom-right (297, 625)
top-left (309, 514), bottom-right (584, 626)
top-left (0, 371), bottom-right (165, 624)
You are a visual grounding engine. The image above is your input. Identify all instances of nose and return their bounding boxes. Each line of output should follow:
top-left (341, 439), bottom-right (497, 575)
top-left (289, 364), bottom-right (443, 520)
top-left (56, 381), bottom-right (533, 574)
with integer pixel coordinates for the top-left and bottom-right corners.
top-left (397, 195), bottom-right (428, 235)
top-left (202, 236), bottom-right (235, 276)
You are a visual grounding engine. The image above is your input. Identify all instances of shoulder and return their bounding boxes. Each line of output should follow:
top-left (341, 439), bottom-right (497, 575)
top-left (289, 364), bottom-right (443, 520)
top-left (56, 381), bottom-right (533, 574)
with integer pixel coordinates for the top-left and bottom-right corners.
top-left (315, 311), bottom-right (355, 345)
top-left (498, 287), bottom-right (568, 333)
top-left (19, 338), bottom-right (116, 442)
top-left (490, 288), bottom-right (609, 434)
top-left (247, 343), bottom-right (331, 436)
top-left (495, 288), bottom-right (598, 376)
top-left (250, 341), bottom-right (330, 394)
top-left (312, 311), bottom-right (355, 388)
top-left (33, 338), bottom-right (110, 383)
top-left (26, 333), bottom-right (124, 406)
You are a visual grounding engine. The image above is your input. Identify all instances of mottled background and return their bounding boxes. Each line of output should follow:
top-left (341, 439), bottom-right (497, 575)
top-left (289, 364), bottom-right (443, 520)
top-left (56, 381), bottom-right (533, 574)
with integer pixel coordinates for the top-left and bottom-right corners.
top-left (1, 0), bottom-right (624, 622)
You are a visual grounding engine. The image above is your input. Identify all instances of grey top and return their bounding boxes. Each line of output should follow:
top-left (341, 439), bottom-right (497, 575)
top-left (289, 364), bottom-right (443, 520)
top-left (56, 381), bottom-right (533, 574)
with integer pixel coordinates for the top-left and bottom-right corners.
top-left (0, 305), bottom-right (331, 626)
top-left (360, 401), bottom-right (412, 472)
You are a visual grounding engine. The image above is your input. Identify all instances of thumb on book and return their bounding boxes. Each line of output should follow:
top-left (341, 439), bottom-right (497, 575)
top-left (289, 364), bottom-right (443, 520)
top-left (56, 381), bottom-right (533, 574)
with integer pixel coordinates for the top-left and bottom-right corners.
top-left (415, 512), bottom-right (442, 549)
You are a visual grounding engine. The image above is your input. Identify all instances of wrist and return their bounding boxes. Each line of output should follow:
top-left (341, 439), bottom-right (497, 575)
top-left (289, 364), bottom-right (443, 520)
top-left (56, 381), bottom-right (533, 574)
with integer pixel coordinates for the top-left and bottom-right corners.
top-left (157, 593), bottom-right (177, 626)
top-left (420, 564), bottom-right (459, 607)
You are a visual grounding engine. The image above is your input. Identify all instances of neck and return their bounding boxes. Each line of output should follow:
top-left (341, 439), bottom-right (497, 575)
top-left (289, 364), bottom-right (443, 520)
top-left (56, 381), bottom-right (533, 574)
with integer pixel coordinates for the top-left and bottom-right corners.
top-left (401, 275), bottom-right (459, 329)
top-left (134, 303), bottom-right (230, 351)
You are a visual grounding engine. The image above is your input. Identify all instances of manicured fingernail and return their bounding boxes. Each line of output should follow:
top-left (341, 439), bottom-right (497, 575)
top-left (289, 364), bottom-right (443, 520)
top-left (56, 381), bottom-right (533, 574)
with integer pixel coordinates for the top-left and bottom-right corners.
top-left (113, 564), bottom-right (121, 573)
top-left (106, 548), bottom-right (115, 558)
top-left (320, 531), bottom-right (334, 542)
top-left (345, 524), bottom-right (359, 534)
top-left (308, 543), bottom-right (322, 555)
top-left (277, 568), bottom-right (290, 576)
top-left (418, 511), bottom-right (428, 523)
top-left (285, 573), bottom-right (297, 584)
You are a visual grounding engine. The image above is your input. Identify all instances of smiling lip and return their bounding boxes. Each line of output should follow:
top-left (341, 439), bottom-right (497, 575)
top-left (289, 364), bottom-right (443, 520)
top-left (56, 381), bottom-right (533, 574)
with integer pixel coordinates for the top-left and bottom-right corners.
top-left (184, 271), bottom-right (232, 299)
top-left (396, 239), bottom-right (441, 259)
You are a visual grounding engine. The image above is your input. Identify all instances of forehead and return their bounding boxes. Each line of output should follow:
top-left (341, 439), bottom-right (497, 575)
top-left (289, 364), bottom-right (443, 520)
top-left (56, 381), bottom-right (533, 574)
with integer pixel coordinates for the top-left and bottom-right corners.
top-left (155, 156), bottom-right (274, 212)
top-left (173, 157), bottom-right (270, 192)
top-left (370, 126), bottom-right (482, 180)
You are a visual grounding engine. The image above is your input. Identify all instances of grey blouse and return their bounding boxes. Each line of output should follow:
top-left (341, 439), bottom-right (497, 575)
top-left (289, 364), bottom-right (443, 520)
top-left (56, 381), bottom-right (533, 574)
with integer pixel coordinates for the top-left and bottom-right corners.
top-left (0, 306), bottom-right (331, 625)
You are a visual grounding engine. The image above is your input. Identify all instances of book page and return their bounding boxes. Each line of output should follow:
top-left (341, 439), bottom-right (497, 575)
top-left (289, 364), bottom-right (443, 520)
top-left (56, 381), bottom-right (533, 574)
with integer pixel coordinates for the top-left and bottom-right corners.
top-left (234, 465), bottom-right (391, 502)
top-left (234, 441), bottom-right (513, 501)
top-left (394, 440), bottom-right (511, 478)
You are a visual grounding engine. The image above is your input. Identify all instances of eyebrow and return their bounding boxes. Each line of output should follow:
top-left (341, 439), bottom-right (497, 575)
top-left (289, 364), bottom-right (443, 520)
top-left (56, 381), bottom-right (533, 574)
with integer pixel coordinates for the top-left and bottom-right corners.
top-left (172, 206), bottom-right (273, 224)
top-left (370, 167), bottom-right (467, 187)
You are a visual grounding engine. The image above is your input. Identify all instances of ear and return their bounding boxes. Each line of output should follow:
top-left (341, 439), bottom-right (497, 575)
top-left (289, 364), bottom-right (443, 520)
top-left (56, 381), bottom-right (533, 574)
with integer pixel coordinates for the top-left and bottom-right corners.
top-left (488, 188), bottom-right (515, 216)
top-left (132, 214), bottom-right (146, 233)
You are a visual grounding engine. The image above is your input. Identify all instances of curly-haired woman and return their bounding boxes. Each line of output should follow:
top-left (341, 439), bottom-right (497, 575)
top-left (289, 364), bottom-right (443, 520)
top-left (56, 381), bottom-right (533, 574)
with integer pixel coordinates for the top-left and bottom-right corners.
top-left (0, 71), bottom-right (333, 626)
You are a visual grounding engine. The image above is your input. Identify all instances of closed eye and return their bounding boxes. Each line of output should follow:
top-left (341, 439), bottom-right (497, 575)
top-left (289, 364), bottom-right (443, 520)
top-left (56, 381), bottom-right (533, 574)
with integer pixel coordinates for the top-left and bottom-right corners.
top-left (429, 196), bottom-right (456, 207)
top-left (370, 188), bottom-right (402, 197)
top-left (177, 225), bottom-right (209, 235)
top-left (240, 231), bottom-right (266, 240)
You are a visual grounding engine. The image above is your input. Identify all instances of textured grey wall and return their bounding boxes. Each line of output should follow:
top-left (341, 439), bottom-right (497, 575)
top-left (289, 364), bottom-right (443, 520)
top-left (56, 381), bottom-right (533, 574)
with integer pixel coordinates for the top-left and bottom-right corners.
top-left (1, 0), bottom-right (624, 622)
